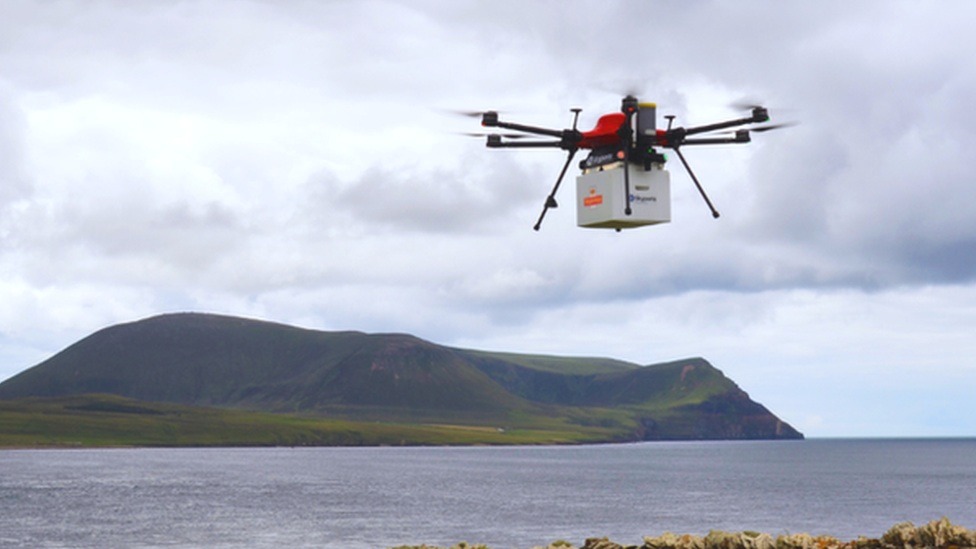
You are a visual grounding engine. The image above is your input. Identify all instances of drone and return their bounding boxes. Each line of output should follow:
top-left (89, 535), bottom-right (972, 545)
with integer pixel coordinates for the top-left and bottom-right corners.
top-left (469, 95), bottom-right (790, 231)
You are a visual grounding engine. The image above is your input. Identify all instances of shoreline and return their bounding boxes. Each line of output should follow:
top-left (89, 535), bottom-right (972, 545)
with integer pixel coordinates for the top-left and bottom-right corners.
top-left (391, 518), bottom-right (976, 549)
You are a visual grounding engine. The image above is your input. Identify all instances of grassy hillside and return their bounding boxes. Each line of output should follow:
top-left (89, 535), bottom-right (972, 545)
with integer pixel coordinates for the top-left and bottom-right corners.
top-left (452, 348), bottom-right (643, 375)
top-left (0, 313), bottom-right (802, 443)
top-left (0, 314), bottom-right (529, 417)
top-left (460, 354), bottom-right (734, 407)
top-left (0, 394), bottom-right (633, 448)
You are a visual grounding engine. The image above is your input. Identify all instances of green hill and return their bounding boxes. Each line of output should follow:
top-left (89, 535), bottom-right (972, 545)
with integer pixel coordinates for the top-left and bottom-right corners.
top-left (0, 313), bottom-right (802, 445)
top-left (0, 394), bottom-right (619, 447)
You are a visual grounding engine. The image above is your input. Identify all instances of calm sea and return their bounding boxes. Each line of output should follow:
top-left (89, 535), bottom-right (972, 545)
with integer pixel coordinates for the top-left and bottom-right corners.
top-left (1, 439), bottom-right (974, 549)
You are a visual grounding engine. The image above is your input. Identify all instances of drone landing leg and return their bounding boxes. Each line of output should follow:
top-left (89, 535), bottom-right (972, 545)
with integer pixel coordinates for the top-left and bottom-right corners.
top-left (622, 154), bottom-right (633, 216)
top-left (533, 148), bottom-right (578, 231)
top-left (673, 147), bottom-right (720, 219)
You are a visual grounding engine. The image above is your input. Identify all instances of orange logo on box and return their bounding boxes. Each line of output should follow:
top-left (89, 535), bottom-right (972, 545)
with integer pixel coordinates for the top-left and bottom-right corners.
top-left (583, 194), bottom-right (603, 207)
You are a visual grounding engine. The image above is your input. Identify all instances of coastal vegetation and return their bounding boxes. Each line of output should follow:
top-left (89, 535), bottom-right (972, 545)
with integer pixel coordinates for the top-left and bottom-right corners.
top-left (0, 393), bottom-right (627, 447)
top-left (390, 518), bottom-right (976, 549)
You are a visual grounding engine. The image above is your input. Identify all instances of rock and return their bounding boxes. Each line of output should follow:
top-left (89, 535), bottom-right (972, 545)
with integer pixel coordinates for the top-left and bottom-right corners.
top-left (703, 530), bottom-right (778, 549)
top-left (642, 532), bottom-right (707, 549)
top-left (880, 518), bottom-right (976, 549)
top-left (390, 518), bottom-right (976, 549)
top-left (531, 542), bottom-right (579, 549)
top-left (582, 537), bottom-right (625, 549)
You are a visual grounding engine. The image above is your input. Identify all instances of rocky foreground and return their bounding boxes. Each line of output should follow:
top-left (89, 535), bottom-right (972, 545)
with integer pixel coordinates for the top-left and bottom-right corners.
top-left (391, 518), bottom-right (975, 549)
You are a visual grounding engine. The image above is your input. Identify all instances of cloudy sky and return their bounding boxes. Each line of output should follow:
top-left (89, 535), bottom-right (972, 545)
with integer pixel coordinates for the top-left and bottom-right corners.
top-left (2, 0), bottom-right (975, 437)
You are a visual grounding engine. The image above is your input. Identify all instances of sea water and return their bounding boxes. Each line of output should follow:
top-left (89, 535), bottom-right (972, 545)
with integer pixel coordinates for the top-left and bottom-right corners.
top-left (1, 439), bottom-right (974, 549)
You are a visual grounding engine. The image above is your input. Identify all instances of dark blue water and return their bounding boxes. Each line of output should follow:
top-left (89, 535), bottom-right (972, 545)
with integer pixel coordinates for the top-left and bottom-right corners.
top-left (1, 439), bottom-right (974, 549)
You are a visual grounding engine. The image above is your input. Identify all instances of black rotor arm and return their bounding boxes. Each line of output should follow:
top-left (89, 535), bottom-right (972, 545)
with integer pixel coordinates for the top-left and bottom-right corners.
top-left (660, 106), bottom-right (769, 147)
top-left (486, 138), bottom-right (566, 148)
top-left (682, 108), bottom-right (767, 136)
top-left (681, 130), bottom-right (752, 146)
top-left (482, 112), bottom-right (582, 150)
top-left (488, 120), bottom-right (565, 138)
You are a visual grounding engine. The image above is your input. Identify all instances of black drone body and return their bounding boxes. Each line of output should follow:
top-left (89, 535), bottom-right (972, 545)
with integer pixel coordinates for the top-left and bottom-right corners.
top-left (475, 95), bottom-right (789, 231)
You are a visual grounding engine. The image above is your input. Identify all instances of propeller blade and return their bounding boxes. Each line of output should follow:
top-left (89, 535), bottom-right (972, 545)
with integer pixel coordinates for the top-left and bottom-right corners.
top-left (458, 132), bottom-right (531, 139)
top-left (533, 148), bottom-right (578, 231)
top-left (702, 121), bottom-right (799, 136)
top-left (729, 99), bottom-right (765, 111)
top-left (452, 109), bottom-right (488, 118)
top-left (441, 108), bottom-right (504, 119)
top-left (594, 81), bottom-right (646, 99)
top-left (728, 100), bottom-right (798, 120)
top-left (673, 147), bottom-right (720, 219)
top-left (749, 121), bottom-right (799, 133)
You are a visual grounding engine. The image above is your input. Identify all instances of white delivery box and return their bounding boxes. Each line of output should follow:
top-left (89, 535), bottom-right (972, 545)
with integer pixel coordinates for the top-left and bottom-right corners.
top-left (576, 164), bottom-right (671, 229)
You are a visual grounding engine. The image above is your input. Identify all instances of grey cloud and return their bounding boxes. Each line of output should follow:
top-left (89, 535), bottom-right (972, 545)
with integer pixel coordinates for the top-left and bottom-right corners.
top-left (305, 152), bottom-right (543, 234)
top-left (9, 0), bottom-right (974, 302)
top-left (0, 87), bottom-right (30, 208)
top-left (9, 190), bottom-right (246, 287)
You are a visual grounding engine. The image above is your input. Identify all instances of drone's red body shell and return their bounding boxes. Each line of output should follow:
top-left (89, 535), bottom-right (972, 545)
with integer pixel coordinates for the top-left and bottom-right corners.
top-left (578, 113), bottom-right (625, 149)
